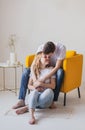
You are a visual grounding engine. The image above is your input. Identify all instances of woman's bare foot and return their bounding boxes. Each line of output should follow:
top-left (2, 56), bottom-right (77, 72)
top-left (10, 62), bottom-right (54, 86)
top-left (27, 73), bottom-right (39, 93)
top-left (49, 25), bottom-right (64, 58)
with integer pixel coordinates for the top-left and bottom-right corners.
top-left (12, 100), bottom-right (25, 109)
top-left (16, 106), bottom-right (28, 114)
top-left (29, 117), bottom-right (35, 125)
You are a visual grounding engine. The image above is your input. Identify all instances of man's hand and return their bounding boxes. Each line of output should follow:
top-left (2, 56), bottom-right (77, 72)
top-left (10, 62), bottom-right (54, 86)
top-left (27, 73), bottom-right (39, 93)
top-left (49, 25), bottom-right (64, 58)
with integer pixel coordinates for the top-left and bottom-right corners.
top-left (33, 80), bottom-right (42, 88)
top-left (38, 78), bottom-right (45, 82)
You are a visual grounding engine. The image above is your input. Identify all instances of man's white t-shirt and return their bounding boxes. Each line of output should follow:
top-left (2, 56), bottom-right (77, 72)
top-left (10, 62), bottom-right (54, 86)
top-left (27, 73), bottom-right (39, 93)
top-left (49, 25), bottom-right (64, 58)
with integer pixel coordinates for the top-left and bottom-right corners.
top-left (36, 43), bottom-right (66, 66)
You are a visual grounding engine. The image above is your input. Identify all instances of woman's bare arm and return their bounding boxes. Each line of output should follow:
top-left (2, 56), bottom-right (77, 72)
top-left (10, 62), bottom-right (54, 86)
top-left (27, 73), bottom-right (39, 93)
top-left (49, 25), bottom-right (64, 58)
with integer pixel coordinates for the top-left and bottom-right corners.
top-left (34, 77), bottom-right (56, 89)
top-left (28, 78), bottom-right (35, 90)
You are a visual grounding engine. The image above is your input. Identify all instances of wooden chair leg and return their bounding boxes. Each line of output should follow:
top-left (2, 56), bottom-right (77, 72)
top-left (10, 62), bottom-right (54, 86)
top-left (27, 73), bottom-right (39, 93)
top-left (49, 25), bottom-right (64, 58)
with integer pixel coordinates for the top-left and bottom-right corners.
top-left (78, 87), bottom-right (81, 98)
top-left (64, 93), bottom-right (66, 106)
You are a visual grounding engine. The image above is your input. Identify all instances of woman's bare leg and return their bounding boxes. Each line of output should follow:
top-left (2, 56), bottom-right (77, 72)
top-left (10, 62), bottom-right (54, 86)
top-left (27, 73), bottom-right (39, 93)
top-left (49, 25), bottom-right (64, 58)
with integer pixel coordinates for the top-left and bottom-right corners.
top-left (16, 105), bottom-right (28, 114)
top-left (29, 109), bottom-right (35, 125)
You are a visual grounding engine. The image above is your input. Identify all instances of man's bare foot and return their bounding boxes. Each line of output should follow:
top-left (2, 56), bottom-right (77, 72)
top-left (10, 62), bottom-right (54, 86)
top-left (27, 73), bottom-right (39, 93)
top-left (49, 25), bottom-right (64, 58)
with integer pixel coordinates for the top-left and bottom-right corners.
top-left (49, 102), bottom-right (56, 109)
top-left (12, 100), bottom-right (25, 109)
top-left (29, 117), bottom-right (35, 125)
top-left (16, 106), bottom-right (28, 114)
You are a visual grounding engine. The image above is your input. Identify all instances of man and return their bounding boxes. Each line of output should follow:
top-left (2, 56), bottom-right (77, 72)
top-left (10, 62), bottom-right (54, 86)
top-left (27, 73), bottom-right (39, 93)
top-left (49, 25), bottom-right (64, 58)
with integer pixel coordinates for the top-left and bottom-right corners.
top-left (12, 41), bottom-right (66, 112)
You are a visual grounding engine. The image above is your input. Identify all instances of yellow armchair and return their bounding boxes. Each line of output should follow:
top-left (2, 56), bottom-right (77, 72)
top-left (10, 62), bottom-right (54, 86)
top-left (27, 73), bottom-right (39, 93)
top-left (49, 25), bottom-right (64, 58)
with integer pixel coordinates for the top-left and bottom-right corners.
top-left (25, 51), bottom-right (83, 106)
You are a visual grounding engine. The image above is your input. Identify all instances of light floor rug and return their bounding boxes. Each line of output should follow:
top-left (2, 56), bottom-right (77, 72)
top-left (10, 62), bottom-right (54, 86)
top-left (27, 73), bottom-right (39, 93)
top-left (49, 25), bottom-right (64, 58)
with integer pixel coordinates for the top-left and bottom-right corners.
top-left (3, 84), bottom-right (85, 120)
top-left (4, 104), bottom-right (73, 119)
top-left (0, 84), bottom-right (85, 130)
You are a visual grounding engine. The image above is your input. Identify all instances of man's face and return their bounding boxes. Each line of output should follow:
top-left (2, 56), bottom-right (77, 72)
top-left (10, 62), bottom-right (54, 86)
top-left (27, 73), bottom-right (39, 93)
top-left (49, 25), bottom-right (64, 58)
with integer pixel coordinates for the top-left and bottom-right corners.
top-left (41, 53), bottom-right (53, 66)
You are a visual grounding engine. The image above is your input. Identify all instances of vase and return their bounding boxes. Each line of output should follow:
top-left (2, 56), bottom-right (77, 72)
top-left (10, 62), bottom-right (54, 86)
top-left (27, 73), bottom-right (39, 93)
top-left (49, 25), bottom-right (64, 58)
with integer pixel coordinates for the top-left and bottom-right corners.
top-left (10, 52), bottom-right (17, 65)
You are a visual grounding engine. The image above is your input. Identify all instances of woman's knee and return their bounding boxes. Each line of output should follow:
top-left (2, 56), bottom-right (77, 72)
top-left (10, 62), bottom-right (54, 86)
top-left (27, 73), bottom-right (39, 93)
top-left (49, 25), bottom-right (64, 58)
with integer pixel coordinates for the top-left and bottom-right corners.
top-left (29, 90), bottom-right (39, 99)
top-left (29, 90), bottom-right (39, 108)
top-left (43, 89), bottom-right (54, 99)
top-left (39, 89), bottom-right (54, 108)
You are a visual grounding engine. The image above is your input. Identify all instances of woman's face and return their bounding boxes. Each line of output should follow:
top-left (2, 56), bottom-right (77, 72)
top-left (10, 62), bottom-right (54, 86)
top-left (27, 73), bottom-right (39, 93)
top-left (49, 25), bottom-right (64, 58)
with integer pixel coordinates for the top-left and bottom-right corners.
top-left (41, 53), bottom-right (53, 66)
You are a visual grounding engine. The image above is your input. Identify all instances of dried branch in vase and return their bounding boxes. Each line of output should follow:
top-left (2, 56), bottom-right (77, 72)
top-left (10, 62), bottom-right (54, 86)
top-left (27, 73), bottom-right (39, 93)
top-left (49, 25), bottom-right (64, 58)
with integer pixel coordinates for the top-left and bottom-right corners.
top-left (8, 34), bottom-right (16, 52)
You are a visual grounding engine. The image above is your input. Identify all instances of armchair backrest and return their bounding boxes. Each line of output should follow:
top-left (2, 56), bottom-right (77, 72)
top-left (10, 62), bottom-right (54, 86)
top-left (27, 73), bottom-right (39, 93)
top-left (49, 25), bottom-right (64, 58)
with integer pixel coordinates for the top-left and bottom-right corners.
top-left (66, 50), bottom-right (76, 58)
top-left (25, 50), bottom-right (77, 68)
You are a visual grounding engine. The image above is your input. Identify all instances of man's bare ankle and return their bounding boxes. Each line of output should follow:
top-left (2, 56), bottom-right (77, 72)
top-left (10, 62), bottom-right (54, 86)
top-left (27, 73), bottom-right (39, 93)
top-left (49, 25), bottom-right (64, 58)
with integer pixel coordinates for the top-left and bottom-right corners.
top-left (12, 100), bottom-right (25, 109)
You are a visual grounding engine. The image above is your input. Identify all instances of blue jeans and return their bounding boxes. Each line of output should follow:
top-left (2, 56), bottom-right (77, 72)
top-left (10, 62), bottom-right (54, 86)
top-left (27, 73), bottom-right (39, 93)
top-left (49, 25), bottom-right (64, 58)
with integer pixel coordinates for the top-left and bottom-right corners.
top-left (53, 68), bottom-right (64, 101)
top-left (18, 67), bottom-right (64, 101)
top-left (19, 68), bottom-right (30, 100)
top-left (28, 89), bottom-right (54, 109)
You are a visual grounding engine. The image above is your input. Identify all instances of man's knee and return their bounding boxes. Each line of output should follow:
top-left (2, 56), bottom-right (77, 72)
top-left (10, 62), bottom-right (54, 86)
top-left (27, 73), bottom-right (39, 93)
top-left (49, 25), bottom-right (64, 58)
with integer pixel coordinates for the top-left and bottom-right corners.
top-left (23, 68), bottom-right (30, 77)
top-left (57, 68), bottom-right (64, 78)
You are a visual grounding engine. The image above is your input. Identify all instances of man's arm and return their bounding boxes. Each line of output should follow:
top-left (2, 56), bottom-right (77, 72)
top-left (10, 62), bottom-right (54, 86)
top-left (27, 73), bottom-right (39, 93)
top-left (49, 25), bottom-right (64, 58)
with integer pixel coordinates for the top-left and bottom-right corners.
top-left (40, 78), bottom-right (56, 89)
top-left (40, 59), bottom-right (63, 82)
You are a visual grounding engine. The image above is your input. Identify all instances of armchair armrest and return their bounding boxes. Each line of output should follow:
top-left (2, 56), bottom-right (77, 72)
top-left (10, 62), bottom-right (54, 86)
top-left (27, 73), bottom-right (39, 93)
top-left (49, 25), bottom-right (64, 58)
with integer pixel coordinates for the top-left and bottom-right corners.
top-left (61, 54), bottom-right (83, 92)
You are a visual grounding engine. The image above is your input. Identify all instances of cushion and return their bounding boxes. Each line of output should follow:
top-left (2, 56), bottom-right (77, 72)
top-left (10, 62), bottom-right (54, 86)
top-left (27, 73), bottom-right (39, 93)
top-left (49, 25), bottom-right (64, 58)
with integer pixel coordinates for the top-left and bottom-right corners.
top-left (66, 51), bottom-right (76, 58)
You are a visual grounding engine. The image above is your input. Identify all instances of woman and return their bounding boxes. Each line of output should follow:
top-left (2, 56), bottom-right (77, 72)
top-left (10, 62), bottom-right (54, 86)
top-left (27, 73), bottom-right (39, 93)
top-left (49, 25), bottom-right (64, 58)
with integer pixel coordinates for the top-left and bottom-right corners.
top-left (28, 52), bottom-right (56, 124)
top-left (16, 53), bottom-right (55, 117)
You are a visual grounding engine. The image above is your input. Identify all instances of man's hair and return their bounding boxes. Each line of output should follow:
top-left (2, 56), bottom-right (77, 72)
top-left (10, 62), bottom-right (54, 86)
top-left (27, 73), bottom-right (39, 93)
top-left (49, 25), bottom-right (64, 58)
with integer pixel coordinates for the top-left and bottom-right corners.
top-left (43, 41), bottom-right (55, 54)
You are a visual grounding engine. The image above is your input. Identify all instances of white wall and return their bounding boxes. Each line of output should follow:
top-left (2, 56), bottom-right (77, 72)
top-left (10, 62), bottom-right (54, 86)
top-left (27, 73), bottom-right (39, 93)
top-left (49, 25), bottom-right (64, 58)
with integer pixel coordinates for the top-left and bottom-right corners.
top-left (0, 0), bottom-right (85, 88)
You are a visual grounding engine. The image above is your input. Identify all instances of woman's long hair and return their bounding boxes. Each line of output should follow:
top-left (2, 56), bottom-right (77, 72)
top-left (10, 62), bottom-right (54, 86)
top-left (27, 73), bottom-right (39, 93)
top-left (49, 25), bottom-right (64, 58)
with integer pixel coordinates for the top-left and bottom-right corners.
top-left (31, 53), bottom-right (42, 79)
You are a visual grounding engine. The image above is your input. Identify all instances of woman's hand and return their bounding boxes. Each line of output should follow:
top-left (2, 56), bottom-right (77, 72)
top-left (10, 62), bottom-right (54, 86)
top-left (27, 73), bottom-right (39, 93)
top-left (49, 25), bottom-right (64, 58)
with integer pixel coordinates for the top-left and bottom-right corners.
top-left (36, 87), bottom-right (44, 92)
